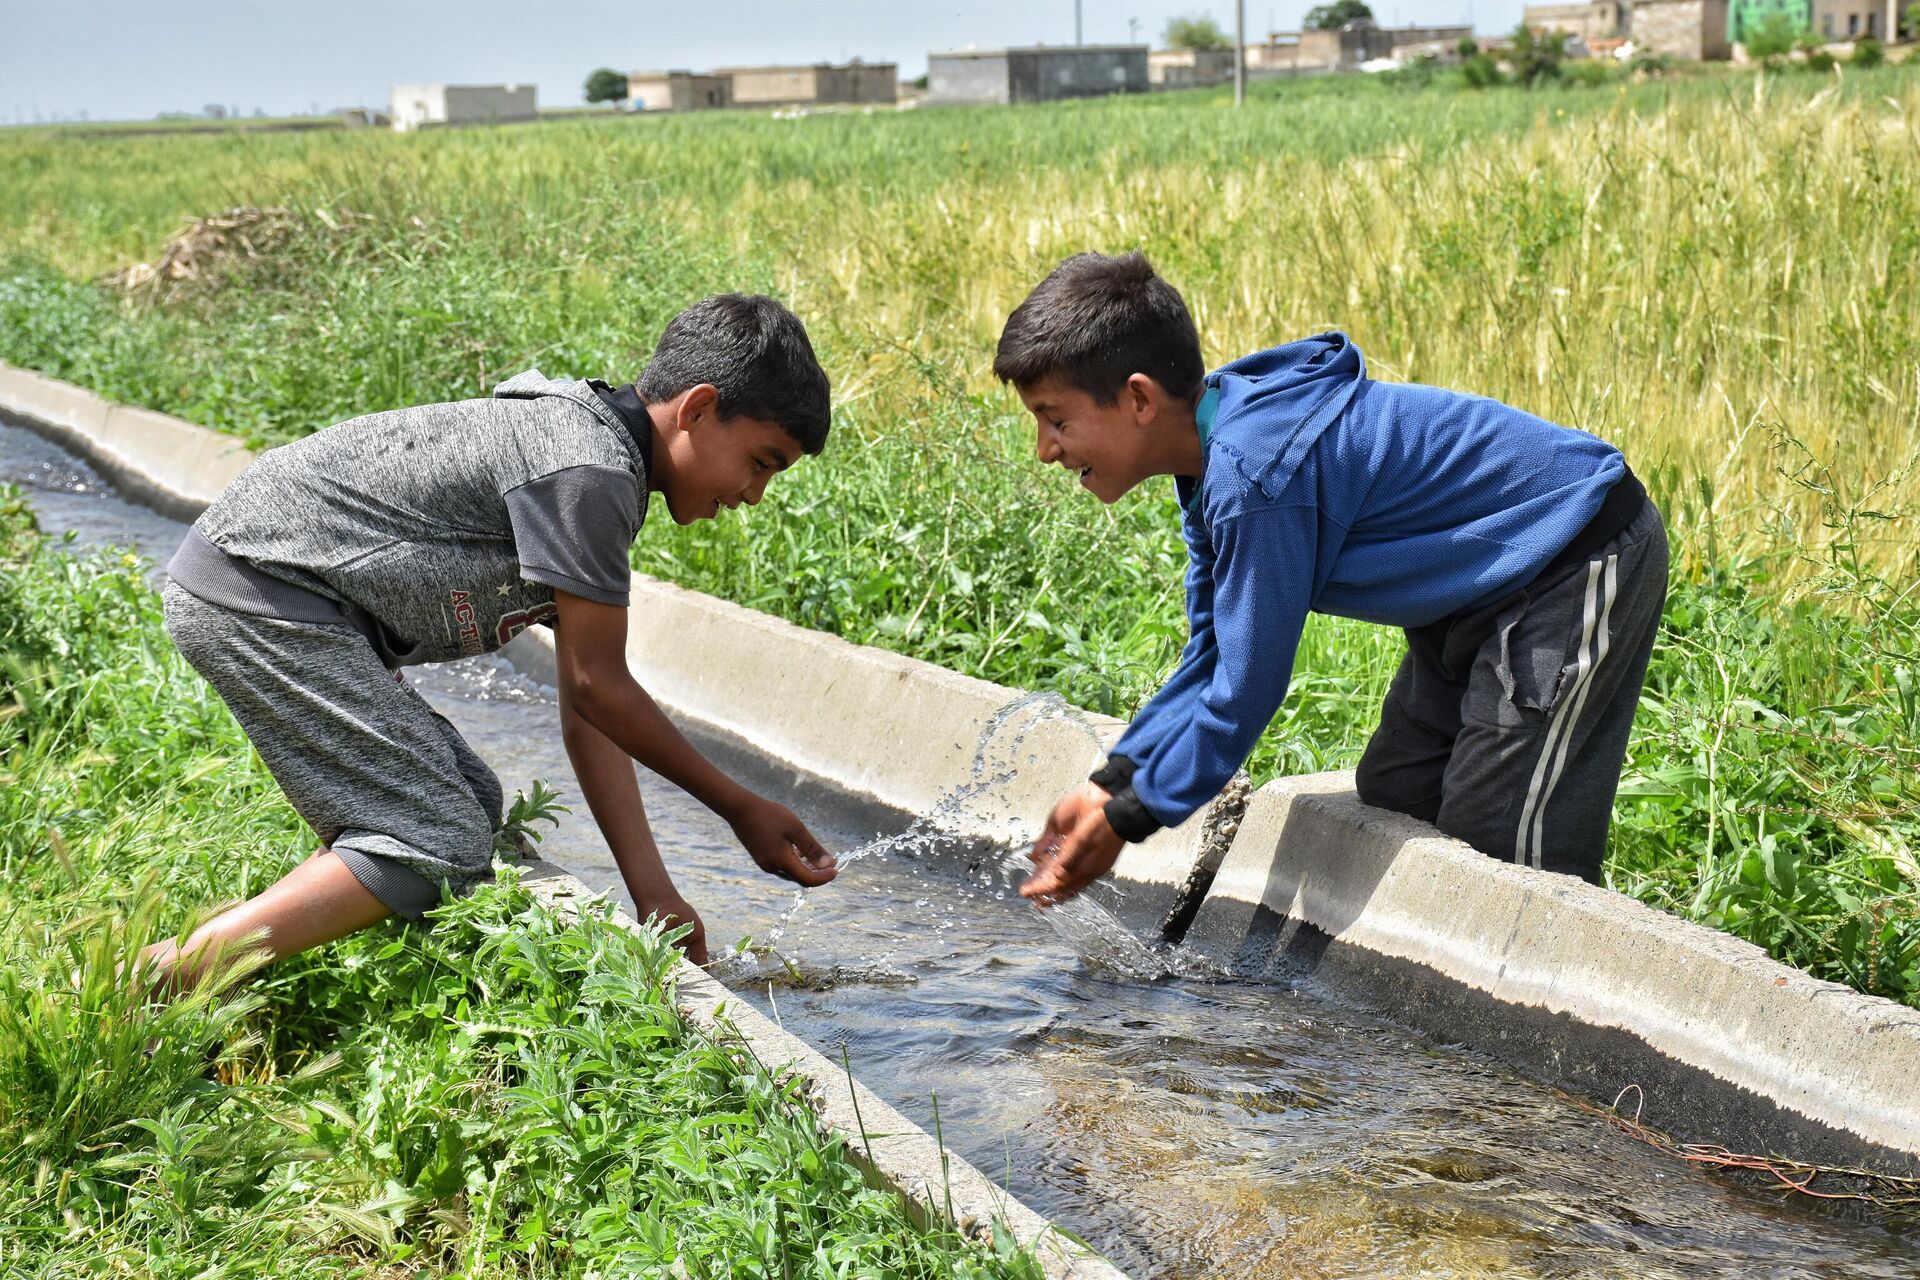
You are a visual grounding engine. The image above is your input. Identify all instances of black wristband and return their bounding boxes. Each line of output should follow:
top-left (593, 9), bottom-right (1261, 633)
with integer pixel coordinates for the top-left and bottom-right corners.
top-left (1102, 786), bottom-right (1163, 844)
top-left (1089, 753), bottom-right (1138, 791)
top-left (1090, 754), bottom-right (1160, 842)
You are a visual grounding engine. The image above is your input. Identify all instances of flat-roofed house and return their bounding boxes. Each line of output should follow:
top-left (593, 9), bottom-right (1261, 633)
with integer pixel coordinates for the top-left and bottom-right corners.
top-left (389, 84), bottom-right (536, 132)
top-left (1246, 22), bottom-right (1473, 73)
top-left (927, 45), bottom-right (1150, 104)
top-left (1148, 47), bottom-right (1239, 87)
top-left (627, 70), bottom-right (733, 112)
top-left (715, 61), bottom-right (898, 107)
top-left (1729, 0), bottom-right (1893, 44)
top-left (1523, 0), bottom-right (1632, 38)
top-left (1811, 0), bottom-right (1890, 37)
top-left (1633, 0), bottom-right (1733, 57)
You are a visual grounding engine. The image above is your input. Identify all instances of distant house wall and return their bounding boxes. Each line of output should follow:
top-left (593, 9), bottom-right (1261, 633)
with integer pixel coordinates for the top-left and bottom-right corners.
top-left (1634, 0), bottom-right (1733, 57)
top-left (1013, 47), bottom-right (1149, 101)
top-left (1524, 0), bottom-right (1632, 37)
top-left (929, 46), bottom-right (1148, 104)
top-left (390, 84), bottom-right (446, 132)
top-left (390, 84), bottom-right (535, 133)
top-left (1245, 38), bottom-right (1325, 72)
top-left (1727, 0), bottom-right (1808, 39)
top-left (723, 65), bottom-right (822, 105)
top-left (1148, 47), bottom-right (1238, 86)
top-left (1258, 23), bottom-right (1473, 71)
top-left (1296, 29), bottom-right (1347, 66)
top-left (1723, 0), bottom-right (1883, 41)
top-left (806, 62), bottom-right (899, 103)
top-left (1382, 23), bottom-right (1475, 49)
top-left (627, 74), bottom-right (679, 112)
top-left (928, 52), bottom-right (1014, 104)
top-left (627, 71), bottom-right (732, 112)
top-left (441, 85), bottom-right (536, 126)
top-left (842, 62), bottom-right (900, 103)
top-left (716, 62), bottom-right (897, 106)
top-left (1811, 0), bottom-right (1884, 35)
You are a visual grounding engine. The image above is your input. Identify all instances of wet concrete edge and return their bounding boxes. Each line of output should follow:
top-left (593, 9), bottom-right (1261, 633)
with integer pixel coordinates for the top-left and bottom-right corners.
top-left (1240, 907), bottom-right (1920, 1184)
top-left (0, 363), bottom-right (1131, 1279)
top-left (1188, 773), bottom-right (1920, 1177)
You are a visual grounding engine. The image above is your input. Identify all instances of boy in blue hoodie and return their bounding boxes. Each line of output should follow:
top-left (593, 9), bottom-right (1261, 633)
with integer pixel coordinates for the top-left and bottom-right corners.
top-left (1000, 252), bottom-right (1667, 903)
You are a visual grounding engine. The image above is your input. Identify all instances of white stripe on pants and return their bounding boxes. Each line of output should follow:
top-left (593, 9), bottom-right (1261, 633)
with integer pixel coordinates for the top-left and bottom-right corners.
top-left (1514, 554), bottom-right (1620, 868)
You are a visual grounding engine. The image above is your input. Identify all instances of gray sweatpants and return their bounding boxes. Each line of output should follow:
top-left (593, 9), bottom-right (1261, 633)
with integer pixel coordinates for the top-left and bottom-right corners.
top-left (1354, 501), bottom-right (1668, 883)
top-left (162, 582), bottom-right (502, 920)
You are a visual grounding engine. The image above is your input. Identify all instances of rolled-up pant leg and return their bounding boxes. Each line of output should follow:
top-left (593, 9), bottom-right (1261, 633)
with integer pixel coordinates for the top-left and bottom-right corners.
top-left (1356, 503), bottom-right (1668, 883)
top-left (162, 582), bottom-right (502, 920)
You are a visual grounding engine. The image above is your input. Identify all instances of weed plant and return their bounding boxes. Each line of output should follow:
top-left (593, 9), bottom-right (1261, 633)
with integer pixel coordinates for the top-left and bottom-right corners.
top-left (0, 504), bottom-right (1040, 1277)
top-left (0, 68), bottom-right (1914, 1005)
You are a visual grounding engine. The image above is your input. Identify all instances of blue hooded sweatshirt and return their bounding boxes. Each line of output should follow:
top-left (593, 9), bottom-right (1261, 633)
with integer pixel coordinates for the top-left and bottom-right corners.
top-left (1107, 332), bottom-right (1625, 834)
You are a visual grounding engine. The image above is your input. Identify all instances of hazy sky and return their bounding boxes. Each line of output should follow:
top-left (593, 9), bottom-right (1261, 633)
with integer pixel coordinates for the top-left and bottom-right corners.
top-left (1, 0), bottom-right (1495, 124)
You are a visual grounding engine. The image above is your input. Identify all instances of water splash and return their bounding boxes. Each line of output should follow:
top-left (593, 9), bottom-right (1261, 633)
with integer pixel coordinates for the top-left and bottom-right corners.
top-left (414, 653), bottom-right (554, 704)
top-left (716, 691), bottom-right (1216, 985)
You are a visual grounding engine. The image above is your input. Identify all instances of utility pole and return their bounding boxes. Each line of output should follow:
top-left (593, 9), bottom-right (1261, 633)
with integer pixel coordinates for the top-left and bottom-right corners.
top-left (1076, 0), bottom-right (1084, 44)
top-left (1235, 0), bottom-right (1247, 105)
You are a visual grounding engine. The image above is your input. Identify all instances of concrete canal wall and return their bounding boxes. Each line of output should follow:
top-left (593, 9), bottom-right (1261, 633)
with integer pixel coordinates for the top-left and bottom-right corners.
top-left (7, 360), bottom-right (1920, 1196)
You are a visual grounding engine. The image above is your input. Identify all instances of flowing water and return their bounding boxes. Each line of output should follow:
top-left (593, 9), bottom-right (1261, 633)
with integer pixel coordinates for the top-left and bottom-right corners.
top-left (8, 416), bottom-right (1918, 1279)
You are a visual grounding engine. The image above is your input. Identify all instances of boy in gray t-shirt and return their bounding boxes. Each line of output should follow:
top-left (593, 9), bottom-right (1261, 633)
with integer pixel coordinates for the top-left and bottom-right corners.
top-left (150, 294), bottom-right (836, 985)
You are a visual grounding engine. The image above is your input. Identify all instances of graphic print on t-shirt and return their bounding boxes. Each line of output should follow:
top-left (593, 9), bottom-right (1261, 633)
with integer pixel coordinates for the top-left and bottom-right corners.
top-left (450, 588), bottom-right (486, 655)
top-left (497, 602), bottom-right (558, 645)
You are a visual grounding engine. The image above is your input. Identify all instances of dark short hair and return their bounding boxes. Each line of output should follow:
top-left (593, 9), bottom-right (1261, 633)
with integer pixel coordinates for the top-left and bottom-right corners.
top-left (637, 294), bottom-right (831, 455)
top-left (993, 252), bottom-right (1204, 404)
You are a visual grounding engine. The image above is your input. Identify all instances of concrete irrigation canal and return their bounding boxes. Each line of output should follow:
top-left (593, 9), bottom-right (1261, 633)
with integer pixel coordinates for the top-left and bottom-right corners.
top-left (7, 372), bottom-right (1920, 1277)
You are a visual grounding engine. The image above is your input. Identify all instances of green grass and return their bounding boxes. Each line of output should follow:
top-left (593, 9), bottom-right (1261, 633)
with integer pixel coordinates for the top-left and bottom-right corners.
top-left (0, 66), bottom-right (1913, 1009)
top-left (0, 500), bottom-right (1042, 1278)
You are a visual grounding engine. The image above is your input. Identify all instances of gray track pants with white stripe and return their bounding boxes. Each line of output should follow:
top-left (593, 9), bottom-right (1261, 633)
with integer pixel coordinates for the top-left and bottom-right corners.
top-left (162, 582), bottom-right (502, 920)
top-left (1354, 501), bottom-right (1668, 883)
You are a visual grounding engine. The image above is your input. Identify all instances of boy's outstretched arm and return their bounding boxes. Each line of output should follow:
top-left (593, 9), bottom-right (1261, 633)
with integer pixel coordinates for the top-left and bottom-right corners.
top-left (558, 671), bottom-right (709, 964)
top-left (550, 589), bottom-right (838, 889)
top-left (1023, 504), bottom-right (1317, 904)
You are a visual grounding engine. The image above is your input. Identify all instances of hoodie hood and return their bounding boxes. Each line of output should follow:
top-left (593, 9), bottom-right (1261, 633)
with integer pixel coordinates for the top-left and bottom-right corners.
top-left (1200, 331), bottom-right (1367, 509)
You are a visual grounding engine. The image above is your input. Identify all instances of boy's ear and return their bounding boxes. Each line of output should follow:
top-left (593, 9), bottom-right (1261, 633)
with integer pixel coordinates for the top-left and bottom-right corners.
top-left (677, 383), bottom-right (720, 429)
top-left (1125, 372), bottom-right (1158, 422)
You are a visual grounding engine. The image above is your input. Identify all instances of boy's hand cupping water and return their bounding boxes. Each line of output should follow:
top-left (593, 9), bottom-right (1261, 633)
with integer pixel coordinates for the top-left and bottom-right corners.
top-left (1022, 782), bottom-right (1122, 905)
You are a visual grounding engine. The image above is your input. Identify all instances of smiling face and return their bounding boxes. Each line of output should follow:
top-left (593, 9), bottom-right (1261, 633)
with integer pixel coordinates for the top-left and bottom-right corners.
top-left (1017, 375), bottom-right (1165, 504)
top-left (652, 384), bottom-right (802, 525)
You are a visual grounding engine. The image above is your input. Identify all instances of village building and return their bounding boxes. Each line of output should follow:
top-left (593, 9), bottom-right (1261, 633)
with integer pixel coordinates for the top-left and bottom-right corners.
top-left (1729, 0), bottom-right (1895, 42)
top-left (1809, 0), bottom-right (1892, 37)
top-left (388, 84), bottom-right (535, 132)
top-left (1632, 0), bottom-right (1734, 58)
top-left (1522, 0), bottom-right (1633, 39)
top-left (713, 61), bottom-right (898, 107)
top-left (1147, 46), bottom-right (1239, 88)
top-left (1245, 22), bottom-right (1474, 74)
top-left (927, 45), bottom-right (1150, 104)
top-left (626, 70), bottom-right (733, 112)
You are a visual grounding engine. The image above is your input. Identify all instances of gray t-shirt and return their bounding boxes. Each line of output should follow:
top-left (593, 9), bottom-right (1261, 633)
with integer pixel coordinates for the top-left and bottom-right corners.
top-left (169, 371), bottom-right (648, 667)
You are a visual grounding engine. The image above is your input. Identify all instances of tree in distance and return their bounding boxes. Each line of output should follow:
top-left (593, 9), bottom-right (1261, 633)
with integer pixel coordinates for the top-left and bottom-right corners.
top-left (1743, 12), bottom-right (1811, 67)
top-left (1165, 13), bottom-right (1234, 48)
top-left (584, 68), bottom-right (629, 105)
top-left (1304, 0), bottom-right (1375, 30)
top-left (1508, 22), bottom-right (1569, 84)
